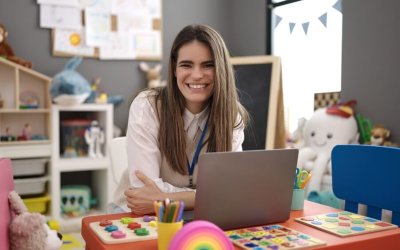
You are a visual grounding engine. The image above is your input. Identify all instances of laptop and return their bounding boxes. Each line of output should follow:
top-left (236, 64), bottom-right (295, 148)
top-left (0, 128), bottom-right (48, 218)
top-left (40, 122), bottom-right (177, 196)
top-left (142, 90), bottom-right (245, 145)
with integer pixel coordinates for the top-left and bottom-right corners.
top-left (185, 148), bottom-right (298, 230)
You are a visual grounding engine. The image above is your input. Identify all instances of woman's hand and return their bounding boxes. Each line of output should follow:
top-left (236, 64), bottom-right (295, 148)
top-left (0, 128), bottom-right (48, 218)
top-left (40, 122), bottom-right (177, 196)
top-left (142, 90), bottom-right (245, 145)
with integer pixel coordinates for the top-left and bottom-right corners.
top-left (124, 170), bottom-right (164, 215)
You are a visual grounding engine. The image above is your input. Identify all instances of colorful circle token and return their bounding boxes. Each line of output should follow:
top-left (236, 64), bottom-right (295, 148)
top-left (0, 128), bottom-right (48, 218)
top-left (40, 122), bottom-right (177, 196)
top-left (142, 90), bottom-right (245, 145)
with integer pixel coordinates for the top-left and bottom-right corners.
top-left (337, 228), bottom-right (351, 234)
top-left (99, 220), bottom-right (112, 227)
top-left (168, 220), bottom-right (234, 250)
top-left (111, 230), bottom-right (126, 239)
top-left (105, 225), bottom-right (118, 232)
top-left (351, 226), bottom-right (365, 231)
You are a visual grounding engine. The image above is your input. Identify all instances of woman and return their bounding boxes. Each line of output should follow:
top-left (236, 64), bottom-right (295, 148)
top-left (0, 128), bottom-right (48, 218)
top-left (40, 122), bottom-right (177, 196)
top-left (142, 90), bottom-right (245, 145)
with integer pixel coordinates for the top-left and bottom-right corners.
top-left (113, 24), bottom-right (249, 214)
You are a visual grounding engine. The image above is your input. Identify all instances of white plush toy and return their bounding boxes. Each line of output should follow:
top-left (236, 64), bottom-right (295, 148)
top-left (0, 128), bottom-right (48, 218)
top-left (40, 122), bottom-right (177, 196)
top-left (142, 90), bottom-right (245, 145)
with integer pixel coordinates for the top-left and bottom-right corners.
top-left (298, 103), bottom-right (359, 194)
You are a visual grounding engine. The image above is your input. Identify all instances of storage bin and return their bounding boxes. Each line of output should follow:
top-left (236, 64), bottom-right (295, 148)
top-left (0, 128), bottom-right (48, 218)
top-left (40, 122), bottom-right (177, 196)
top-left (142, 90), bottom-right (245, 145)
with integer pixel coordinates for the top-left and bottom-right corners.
top-left (23, 195), bottom-right (50, 214)
top-left (14, 176), bottom-right (48, 196)
top-left (12, 158), bottom-right (47, 177)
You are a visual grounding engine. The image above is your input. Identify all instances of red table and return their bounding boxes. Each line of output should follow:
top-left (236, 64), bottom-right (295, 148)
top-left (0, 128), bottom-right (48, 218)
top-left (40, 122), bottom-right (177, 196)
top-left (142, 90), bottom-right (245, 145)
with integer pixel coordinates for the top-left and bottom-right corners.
top-left (82, 201), bottom-right (400, 250)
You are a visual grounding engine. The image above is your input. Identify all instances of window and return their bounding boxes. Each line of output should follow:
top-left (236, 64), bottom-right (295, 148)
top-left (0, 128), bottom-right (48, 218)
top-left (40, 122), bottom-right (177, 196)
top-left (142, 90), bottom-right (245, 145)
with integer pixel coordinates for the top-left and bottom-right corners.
top-left (272, 0), bottom-right (342, 133)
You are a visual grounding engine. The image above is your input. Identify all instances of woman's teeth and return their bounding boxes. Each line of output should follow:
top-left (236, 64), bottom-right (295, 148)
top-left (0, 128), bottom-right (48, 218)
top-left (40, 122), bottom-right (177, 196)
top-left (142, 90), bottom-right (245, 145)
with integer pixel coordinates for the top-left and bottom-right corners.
top-left (188, 84), bottom-right (206, 89)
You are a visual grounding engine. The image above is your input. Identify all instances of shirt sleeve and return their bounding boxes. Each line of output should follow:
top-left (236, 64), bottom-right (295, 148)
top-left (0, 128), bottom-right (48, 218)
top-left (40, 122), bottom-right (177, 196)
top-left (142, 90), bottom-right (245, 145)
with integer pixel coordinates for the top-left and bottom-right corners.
top-left (126, 92), bottom-right (194, 193)
top-left (232, 114), bottom-right (245, 152)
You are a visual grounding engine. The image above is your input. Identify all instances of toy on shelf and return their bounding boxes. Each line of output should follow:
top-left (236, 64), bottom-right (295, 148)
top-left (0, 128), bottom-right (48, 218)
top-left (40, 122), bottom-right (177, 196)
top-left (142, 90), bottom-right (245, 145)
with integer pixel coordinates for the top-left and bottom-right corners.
top-left (8, 190), bottom-right (62, 250)
top-left (60, 119), bottom-right (91, 158)
top-left (17, 123), bottom-right (32, 141)
top-left (297, 100), bottom-right (359, 194)
top-left (139, 62), bottom-right (167, 89)
top-left (19, 90), bottom-right (39, 109)
top-left (0, 127), bottom-right (16, 142)
top-left (85, 120), bottom-right (105, 158)
top-left (50, 56), bottom-right (92, 106)
top-left (0, 24), bottom-right (32, 68)
top-left (60, 185), bottom-right (97, 217)
top-left (368, 125), bottom-right (398, 147)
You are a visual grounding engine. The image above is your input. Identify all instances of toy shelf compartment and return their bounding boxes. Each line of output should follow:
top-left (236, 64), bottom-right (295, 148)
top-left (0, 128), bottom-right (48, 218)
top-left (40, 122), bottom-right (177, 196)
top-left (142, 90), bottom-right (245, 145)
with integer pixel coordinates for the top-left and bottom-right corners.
top-left (60, 170), bottom-right (109, 217)
top-left (0, 58), bottom-right (52, 146)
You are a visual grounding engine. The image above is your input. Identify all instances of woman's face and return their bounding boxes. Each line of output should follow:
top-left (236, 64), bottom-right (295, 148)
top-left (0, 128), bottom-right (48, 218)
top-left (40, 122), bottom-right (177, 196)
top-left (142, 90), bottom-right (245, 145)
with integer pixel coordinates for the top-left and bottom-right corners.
top-left (175, 40), bottom-right (215, 114)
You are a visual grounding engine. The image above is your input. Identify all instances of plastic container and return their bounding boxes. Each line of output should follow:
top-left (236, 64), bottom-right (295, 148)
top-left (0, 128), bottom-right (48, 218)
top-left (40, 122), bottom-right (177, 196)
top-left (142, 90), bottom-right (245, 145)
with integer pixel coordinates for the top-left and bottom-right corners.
top-left (23, 195), bottom-right (50, 214)
top-left (14, 176), bottom-right (48, 196)
top-left (12, 158), bottom-right (47, 177)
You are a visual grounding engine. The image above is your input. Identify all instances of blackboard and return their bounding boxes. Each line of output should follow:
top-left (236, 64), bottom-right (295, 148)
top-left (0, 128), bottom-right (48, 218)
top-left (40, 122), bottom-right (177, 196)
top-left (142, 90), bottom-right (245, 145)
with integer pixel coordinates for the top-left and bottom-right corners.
top-left (231, 56), bottom-right (285, 150)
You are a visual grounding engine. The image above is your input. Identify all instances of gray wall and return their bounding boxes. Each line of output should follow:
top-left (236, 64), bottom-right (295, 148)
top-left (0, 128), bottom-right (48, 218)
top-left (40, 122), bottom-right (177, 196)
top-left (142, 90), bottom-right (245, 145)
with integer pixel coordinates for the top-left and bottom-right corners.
top-left (342, 0), bottom-right (400, 141)
top-left (0, 0), bottom-right (265, 133)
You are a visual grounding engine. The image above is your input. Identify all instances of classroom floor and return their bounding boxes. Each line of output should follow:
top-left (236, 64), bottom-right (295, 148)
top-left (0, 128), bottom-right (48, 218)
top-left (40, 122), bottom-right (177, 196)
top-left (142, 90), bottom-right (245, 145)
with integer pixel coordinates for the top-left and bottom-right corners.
top-left (61, 232), bottom-right (85, 250)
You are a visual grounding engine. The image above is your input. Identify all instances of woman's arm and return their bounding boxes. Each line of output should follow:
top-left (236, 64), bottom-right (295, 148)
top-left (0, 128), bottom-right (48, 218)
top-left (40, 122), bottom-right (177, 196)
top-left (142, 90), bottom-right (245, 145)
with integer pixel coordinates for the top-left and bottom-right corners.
top-left (124, 171), bottom-right (195, 215)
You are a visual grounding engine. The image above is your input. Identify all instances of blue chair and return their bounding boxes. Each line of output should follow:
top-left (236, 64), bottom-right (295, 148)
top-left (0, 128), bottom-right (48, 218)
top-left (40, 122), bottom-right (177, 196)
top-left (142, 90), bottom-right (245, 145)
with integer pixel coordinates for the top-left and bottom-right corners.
top-left (331, 144), bottom-right (400, 226)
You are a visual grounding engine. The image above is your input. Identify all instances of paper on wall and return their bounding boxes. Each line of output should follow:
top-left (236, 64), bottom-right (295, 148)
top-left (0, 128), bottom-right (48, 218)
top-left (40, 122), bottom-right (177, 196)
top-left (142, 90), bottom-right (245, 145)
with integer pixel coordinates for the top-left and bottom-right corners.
top-left (54, 29), bottom-right (95, 56)
top-left (40, 4), bottom-right (82, 30)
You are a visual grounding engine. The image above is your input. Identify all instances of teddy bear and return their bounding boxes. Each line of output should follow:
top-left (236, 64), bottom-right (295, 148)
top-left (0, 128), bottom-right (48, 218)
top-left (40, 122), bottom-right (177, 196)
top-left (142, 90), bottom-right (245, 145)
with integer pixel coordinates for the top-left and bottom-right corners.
top-left (0, 23), bottom-right (32, 68)
top-left (139, 62), bottom-right (167, 88)
top-left (369, 125), bottom-right (398, 147)
top-left (297, 101), bottom-right (359, 194)
top-left (8, 190), bottom-right (63, 250)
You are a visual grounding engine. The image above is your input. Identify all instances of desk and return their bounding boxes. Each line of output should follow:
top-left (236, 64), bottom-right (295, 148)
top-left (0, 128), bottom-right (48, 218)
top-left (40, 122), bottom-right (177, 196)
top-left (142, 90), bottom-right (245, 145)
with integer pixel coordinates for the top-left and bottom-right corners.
top-left (82, 201), bottom-right (400, 250)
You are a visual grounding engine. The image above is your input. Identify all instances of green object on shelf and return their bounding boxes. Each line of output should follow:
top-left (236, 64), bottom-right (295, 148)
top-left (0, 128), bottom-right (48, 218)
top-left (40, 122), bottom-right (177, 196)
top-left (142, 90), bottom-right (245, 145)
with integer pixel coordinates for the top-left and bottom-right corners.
top-left (355, 114), bottom-right (372, 144)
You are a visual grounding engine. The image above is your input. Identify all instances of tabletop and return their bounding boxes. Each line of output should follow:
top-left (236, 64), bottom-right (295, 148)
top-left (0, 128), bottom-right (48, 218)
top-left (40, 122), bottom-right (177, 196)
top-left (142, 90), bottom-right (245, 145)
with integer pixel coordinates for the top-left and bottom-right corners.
top-left (81, 201), bottom-right (400, 250)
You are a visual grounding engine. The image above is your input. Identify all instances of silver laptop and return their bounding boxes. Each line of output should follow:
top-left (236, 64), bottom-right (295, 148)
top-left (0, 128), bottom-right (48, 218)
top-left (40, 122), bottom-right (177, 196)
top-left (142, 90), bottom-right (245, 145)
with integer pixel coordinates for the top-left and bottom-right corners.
top-left (187, 149), bottom-right (298, 230)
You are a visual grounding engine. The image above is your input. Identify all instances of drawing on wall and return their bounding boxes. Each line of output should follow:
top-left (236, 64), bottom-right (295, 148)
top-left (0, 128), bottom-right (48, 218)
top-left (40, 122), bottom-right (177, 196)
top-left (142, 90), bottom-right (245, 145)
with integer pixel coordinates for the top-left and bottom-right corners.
top-left (37, 0), bottom-right (162, 61)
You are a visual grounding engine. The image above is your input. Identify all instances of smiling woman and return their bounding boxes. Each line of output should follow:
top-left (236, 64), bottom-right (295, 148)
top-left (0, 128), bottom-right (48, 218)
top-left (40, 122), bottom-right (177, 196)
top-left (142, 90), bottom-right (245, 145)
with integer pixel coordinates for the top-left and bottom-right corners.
top-left (112, 24), bottom-right (250, 215)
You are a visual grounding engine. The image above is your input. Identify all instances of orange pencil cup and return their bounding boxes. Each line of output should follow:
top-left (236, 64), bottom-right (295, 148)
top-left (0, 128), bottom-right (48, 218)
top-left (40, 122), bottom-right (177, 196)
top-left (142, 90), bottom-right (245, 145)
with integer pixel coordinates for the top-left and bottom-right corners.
top-left (157, 220), bottom-right (183, 250)
top-left (291, 188), bottom-right (305, 210)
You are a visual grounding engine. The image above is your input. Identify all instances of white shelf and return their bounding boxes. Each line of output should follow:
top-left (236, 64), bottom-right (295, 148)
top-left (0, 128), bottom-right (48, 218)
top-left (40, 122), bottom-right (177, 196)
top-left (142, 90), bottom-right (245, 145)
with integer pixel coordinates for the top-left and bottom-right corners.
top-left (50, 104), bottom-right (113, 230)
top-left (56, 158), bottom-right (109, 172)
top-left (0, 143), bottom-right (51, 158)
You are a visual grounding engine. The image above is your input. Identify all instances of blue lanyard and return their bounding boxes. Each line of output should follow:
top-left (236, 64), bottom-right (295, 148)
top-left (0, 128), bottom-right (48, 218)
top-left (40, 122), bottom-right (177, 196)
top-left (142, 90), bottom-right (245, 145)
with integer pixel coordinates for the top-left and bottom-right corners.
top-left (188, 119), bottom-right (208, 187)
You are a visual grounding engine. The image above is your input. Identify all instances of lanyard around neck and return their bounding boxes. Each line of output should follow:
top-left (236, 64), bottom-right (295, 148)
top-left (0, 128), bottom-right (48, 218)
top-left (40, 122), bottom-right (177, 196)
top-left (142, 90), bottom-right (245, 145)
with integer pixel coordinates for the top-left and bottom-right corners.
top-left (188, 119), bottom-right (208, 186)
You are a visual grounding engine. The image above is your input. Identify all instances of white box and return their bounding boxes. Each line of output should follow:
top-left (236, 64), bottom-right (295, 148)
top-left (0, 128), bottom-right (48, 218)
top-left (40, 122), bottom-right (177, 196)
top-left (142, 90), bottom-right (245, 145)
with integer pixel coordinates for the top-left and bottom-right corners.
top-left (14, 176), bottom-right (49, 196)
top-left (12, 158), bottom-right (47, 177)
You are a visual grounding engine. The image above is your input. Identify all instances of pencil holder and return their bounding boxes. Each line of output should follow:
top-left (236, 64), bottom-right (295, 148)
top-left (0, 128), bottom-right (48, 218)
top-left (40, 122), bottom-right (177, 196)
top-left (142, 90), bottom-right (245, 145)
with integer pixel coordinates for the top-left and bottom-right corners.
top-left (291, 188), bottom-right (305, 210)
top-left (157, 220), bottom-right (183, 250)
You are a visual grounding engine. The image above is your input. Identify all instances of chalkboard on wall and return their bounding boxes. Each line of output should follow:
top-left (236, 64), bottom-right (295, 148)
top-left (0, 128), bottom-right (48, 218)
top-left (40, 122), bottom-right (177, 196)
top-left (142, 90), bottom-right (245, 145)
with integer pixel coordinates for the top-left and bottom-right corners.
top-left (230, 56), bottom-right (285, 150)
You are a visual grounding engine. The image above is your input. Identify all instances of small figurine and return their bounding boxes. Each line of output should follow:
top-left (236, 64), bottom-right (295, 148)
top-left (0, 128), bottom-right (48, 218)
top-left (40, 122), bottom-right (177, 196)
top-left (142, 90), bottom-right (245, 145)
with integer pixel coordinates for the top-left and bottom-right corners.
top-left (369, 125), bottom-right (398, 147)
top-left (1, 127), bottom-right (15, 142)
top-left (139, 62), bottom-right (167, 89)
top-left (17, 123), bottom-right (32, 141)
top-left (84, 120), bottom-right (105, 158)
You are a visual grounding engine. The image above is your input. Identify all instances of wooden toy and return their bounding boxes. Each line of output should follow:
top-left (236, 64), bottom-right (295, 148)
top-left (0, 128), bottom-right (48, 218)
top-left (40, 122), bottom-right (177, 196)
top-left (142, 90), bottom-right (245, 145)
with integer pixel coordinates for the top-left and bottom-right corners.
top-left (89, 216), bottom-right (158, 244)
top-left (225, 224), bottom-right (325, 249)
top-left (295, 211), bottom-right (398, 237)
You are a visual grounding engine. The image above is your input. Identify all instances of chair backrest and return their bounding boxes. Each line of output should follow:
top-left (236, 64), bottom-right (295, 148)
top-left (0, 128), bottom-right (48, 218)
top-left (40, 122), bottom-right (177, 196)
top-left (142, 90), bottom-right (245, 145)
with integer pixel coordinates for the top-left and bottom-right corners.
top-left (0, 158), bottom-right (14, 250)
top-left (331, 144), bottom-right (400, 226)
top-left (109, 137), bottom-right (128, 193)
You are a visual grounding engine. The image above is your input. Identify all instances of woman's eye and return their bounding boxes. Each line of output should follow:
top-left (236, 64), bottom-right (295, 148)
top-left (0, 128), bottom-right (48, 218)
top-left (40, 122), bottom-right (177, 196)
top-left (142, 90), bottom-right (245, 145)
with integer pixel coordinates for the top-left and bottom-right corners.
top-left (204, 63), bottom-right (215, 68)
top-left (179, 64), bottom-right (191, 68)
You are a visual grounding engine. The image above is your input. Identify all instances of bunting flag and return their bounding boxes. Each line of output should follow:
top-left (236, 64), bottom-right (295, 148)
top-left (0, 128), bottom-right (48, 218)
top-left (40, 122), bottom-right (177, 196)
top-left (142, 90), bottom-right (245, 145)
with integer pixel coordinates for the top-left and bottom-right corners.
top-left (302, 22), bottom-right (310, 34)
top-left (274, 15), bottom-right (282, 28)
top-left (319, 13), bottom-right (328, 27)
top-left (289, 22), bottom-right (296, 34)
top-left (333, 0), bottom-right (342, 13)
top-left (273, 0), bottom-right (342, 35)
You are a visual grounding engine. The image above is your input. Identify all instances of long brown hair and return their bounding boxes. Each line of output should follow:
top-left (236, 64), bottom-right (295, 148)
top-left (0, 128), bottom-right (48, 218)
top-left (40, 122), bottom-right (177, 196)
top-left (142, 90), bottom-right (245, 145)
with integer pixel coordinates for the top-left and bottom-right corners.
top-left (155, 24), bottom-right (248, 175)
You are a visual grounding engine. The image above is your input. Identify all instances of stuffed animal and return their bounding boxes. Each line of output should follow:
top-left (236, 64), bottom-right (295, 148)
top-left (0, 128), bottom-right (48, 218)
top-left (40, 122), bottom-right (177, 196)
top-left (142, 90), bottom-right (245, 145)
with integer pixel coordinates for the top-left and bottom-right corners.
top-left (50, 56), bottom-right (92, 105)
top-left (297, 101), bottom-right (359, 194)
top-left (369, 125), bottom-right (398, 147)
top-left (0, 24), bottom-right (32, 68)
top-left (139, 62), bottom-right (167, 88)
top-left (8, 191), bottom-right (62, 250)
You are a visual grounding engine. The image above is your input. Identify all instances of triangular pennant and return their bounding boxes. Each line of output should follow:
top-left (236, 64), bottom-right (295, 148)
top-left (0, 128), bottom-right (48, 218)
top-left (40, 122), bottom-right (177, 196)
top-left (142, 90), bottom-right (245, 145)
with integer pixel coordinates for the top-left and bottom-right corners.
top-left (274, 14), bottom-right (282, 29)
top-left (302, 22), bottom-right (310, 35)
top-left (319, 13), bottom-right (328, 27)
top-left (289, 22), bottom-right (296, 34)
top-left (333, 0), bottom-right (342, 13)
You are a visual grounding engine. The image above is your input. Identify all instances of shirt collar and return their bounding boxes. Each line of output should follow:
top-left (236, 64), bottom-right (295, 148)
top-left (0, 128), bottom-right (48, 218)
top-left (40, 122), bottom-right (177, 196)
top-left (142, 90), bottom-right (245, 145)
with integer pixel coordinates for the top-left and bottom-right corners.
top-left (183, 105), bottom-right (209, 131)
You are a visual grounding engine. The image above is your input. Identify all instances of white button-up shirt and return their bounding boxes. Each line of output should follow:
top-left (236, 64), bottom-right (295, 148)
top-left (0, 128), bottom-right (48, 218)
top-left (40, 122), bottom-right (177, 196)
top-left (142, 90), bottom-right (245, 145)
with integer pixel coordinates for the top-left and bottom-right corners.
top-left (113, 90), bottom-right (245, 210)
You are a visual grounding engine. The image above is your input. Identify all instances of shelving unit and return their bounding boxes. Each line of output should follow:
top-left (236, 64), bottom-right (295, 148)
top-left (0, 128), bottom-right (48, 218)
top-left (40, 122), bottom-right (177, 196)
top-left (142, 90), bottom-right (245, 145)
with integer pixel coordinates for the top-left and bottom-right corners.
top-left (0, 59), bottom-right (53, 218)
top-left (51, 104), bottom-right (113, 231)
top-left (0, 58), bottom-right (52, 149)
